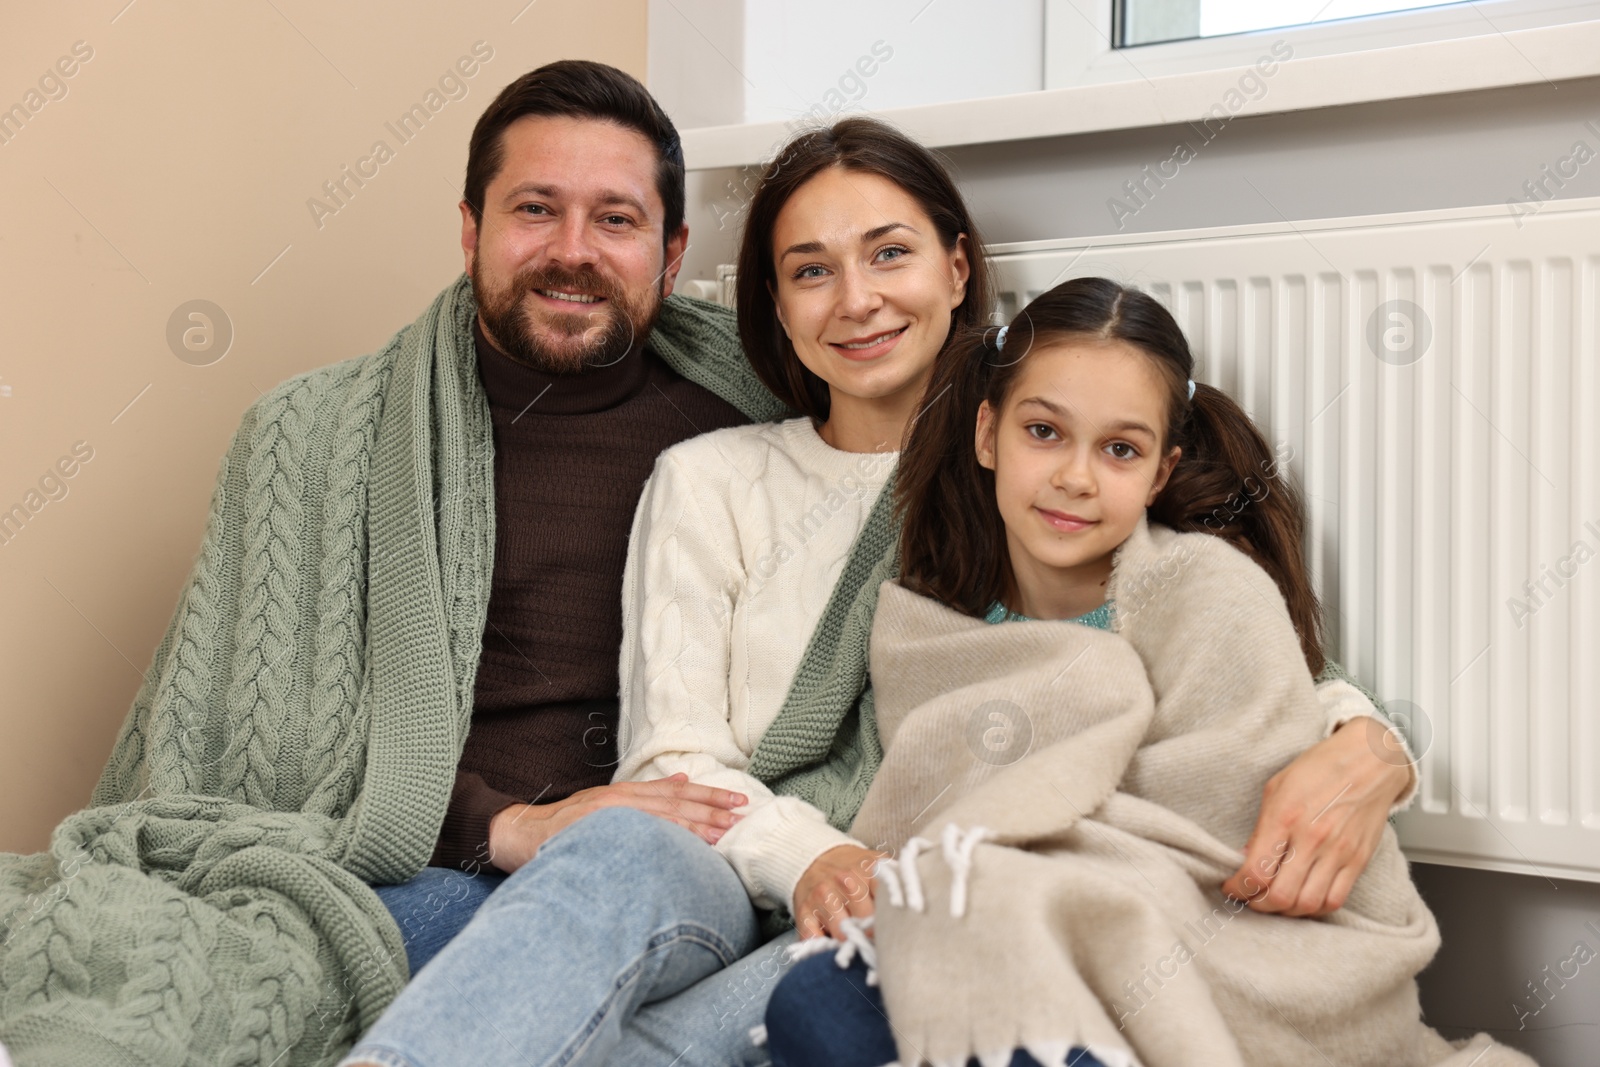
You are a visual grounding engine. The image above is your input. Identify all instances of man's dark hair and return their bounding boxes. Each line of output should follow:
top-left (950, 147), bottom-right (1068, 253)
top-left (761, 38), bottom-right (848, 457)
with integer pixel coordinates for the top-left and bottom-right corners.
top-left (464, 59), bottom-right (685, 239)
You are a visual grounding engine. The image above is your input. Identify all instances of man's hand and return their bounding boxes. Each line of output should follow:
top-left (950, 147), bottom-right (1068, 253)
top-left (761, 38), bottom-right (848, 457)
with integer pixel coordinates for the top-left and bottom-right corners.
top-left (486, 773), bottom-right (746, 874)
top-left (1221, 716), bottom-right (1413, 916)
top-left (792, 844), bottom-right (886, 941)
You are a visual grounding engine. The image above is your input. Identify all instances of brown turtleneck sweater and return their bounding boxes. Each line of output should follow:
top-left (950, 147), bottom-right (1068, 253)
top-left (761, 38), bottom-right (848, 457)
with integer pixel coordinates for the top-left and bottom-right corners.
top-left (428, 319), bottom-right (748, 871)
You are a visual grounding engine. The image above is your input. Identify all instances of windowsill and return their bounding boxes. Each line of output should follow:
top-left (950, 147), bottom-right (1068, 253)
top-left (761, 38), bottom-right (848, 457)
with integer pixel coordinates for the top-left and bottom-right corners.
top-left (680, 18), bottom-right (1600, 171)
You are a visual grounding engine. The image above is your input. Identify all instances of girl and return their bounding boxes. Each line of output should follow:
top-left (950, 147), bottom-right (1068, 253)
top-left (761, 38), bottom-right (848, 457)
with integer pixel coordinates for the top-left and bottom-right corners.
top-left (763, 278), bottom-right (1526, 1067)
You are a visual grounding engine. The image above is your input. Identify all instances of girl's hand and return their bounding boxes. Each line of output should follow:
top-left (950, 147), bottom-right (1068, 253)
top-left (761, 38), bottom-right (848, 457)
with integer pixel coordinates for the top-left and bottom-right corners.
top-left (792, 844), bottom-right (887, 940)
top-left (1221, 716), bottom-right (1413, 916)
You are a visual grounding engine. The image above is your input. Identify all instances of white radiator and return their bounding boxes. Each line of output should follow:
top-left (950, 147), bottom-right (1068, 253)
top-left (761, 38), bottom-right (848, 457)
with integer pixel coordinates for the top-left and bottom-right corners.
top-left (985, 197), bottom-right (1600, 884)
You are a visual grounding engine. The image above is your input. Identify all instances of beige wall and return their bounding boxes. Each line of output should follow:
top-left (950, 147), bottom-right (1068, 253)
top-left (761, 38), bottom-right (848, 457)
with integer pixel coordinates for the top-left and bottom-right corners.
top-left (0, 0), bottom-right (648, 853)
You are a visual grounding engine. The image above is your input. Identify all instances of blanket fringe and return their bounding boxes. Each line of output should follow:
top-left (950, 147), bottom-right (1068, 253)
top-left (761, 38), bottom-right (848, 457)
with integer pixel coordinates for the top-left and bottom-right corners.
top-left (941, 823), bottom-right (993, 919)
top-left (874, 854), bottom-right (906, 907)
top-left (785, 916), bottom-right (880, 985)
top-left (876, 824), bottom-right (994, 919)
top-left (901, 836), bottom-right (932, 913)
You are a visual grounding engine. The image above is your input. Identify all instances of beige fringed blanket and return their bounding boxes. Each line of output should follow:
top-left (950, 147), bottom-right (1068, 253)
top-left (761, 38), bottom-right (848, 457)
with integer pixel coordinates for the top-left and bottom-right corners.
top-left (851, 517), bottom-right (1534, 1067)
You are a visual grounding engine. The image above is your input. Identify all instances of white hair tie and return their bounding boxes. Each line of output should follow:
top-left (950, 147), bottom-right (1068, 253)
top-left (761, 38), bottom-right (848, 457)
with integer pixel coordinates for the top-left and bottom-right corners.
top-left (1186, 378), bottom-right (1196, 401)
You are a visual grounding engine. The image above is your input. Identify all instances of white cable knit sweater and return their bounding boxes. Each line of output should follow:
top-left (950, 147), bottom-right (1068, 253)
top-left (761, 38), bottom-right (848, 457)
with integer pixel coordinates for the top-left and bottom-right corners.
top-left (614, 416), bottom-right (1412, 913)
top-left (616, 417), bottom-right (897, 909)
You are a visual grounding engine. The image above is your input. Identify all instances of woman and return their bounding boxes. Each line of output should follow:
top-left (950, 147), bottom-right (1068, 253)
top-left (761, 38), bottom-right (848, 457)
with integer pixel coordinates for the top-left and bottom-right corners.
top-left (614, 116), bottom-right (1415, 953)
top-left (617, 121), bottom-right (977, 939)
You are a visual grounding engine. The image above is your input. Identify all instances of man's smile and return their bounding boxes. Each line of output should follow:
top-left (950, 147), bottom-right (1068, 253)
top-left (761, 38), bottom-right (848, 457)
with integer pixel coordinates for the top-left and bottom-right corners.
top-left (535, 288), bottom-right (605, 305)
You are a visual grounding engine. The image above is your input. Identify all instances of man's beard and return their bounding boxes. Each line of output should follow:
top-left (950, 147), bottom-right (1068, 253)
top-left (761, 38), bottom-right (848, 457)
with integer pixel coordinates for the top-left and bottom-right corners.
top-left (471, 259), bottom-right (664, 376)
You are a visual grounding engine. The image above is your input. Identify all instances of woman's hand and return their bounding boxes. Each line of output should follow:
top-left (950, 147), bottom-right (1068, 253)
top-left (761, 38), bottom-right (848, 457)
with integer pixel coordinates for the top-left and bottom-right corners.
top-left (792, 844), bottom-right (887, 940)
top-left (487, 773), bottom-right (745, 874)
top-left (1221, 716), bottom-right (1413, 916)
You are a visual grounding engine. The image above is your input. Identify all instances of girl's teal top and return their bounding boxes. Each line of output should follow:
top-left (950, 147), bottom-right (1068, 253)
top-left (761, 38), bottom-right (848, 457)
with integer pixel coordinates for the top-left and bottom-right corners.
top-left (984, 599), bottom-right (1115, 631)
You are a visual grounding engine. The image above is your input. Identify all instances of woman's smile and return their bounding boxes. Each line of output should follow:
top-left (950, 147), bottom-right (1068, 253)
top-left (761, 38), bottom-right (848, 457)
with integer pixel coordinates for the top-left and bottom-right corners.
top-left (829, 325), bottom-right (908, 360)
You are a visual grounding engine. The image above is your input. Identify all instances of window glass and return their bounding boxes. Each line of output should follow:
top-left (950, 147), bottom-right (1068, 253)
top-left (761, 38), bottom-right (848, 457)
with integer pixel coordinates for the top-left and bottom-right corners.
top-left (1119, 0), bottom-right (1468, 47)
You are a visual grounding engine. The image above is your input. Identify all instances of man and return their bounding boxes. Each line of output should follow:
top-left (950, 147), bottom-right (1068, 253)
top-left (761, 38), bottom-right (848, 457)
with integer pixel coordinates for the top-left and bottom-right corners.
top-left (345, 60), bottom-right (799, 1066)
top-left (376, 61), bottom-right (759, 956)
top-left (0, 59), bottom-right (1412, 1067)
top-left (340, 60), bottom-right (800, 1067)
top-left (0, 59), bottom-right (786, 1067)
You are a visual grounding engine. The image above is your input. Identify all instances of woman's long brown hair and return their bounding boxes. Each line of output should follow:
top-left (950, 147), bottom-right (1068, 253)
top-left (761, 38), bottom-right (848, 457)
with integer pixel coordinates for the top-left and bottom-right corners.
top-left (895, 277), bottom-right (1326, 675)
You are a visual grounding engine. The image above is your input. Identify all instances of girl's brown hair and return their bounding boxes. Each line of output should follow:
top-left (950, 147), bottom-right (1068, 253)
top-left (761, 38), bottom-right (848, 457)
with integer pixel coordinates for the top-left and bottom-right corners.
top-left (896, 277), bottom-right (1326, 675)
top-left (735, 117), bottom-right (995, 423)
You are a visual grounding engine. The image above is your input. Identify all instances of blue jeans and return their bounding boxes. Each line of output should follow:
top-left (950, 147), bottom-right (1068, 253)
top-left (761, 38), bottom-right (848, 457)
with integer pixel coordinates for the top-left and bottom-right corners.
top-left (344, 807), bottom-right (789, 1067)
top-left (766, 954), bottom-right (1108, 1067)
top-left (372, 866), bottom-right (506, 974)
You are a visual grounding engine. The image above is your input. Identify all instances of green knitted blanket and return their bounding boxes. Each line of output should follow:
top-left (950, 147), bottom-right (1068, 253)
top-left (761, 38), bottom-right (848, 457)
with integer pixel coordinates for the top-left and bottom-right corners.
top-left (0, 275), bottom-right (783, 1067)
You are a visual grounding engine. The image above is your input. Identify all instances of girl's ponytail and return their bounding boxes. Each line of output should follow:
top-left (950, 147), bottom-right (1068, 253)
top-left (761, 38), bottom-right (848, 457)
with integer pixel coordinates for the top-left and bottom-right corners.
top-left (896, 324), bottom-right (1012, 619)
top-left (1150, 383), bottom-right (1325, 676)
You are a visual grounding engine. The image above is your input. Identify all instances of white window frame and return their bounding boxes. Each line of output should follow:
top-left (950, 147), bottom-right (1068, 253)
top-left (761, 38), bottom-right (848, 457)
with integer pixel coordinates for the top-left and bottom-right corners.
top-left (681, 1), bottom-right (1600, 170)
top-left (1045, 0), bottom-right (1600, 87)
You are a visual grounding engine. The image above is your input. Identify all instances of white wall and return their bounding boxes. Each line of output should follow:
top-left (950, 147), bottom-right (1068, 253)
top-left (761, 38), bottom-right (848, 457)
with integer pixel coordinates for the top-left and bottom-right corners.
top-left (647, 0), bottom-right (744, 127)
top-left (649, 0), bottom-right (1043, 128)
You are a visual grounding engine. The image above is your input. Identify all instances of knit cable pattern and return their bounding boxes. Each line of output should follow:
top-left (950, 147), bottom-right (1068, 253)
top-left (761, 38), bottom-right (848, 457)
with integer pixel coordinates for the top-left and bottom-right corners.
top-left (220, 378), bottom-right (316, 808)
top-left (303, 352), bottom-right (393, 819)
top-left (0, 275), bottom-right (506, 1065)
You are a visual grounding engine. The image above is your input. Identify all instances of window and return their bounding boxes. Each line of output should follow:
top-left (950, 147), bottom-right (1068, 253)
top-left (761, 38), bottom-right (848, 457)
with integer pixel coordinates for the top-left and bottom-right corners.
top-left (1117, 1), bottom-right (1470, 47)
top-left (1044, 0), bottom-right (1600, 88)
